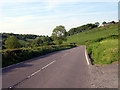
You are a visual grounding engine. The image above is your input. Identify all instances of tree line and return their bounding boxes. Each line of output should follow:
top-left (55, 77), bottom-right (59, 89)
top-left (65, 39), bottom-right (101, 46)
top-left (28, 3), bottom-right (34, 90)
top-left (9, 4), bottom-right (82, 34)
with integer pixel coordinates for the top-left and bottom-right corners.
top-left (2, 21), bottom-right (114, 49)
top-left (2, 25), bottom-right (67, 49)
top-left (67, 22), bottom-right (99, 36)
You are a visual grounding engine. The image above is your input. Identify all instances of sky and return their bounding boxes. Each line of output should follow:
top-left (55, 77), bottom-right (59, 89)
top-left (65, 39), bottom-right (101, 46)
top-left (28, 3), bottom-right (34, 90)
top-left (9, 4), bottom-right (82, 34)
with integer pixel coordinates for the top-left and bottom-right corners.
top-left (0, 0), bottom-right (119, 36)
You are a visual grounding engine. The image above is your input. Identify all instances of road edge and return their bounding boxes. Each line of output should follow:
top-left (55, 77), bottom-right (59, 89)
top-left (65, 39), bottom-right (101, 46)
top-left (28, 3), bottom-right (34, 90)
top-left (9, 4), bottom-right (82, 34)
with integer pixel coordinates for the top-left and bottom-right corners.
top-left (85, 46), bottom-right (92, 65)
top-left (2, 47), bottom-right (74, 70)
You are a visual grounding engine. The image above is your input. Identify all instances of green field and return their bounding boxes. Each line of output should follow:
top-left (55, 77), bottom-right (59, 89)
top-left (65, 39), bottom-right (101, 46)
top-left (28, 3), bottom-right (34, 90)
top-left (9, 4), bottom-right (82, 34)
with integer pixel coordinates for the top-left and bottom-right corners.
top-left (64, 23), bottom-right (118, 65)
top-left (65, 24), bottom-right (118, 45)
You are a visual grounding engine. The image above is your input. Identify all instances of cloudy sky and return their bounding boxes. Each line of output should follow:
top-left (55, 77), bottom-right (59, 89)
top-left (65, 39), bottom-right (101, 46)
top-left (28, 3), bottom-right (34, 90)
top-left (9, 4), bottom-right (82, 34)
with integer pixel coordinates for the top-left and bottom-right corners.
top-left (0, 0), bottom-right (119, 36)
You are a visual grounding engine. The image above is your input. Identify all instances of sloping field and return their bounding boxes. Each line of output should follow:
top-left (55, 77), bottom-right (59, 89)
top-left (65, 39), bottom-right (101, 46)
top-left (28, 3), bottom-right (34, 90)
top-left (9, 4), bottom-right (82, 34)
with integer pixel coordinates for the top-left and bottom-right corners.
top-left (65, 24), bottom-right (118, 45)
top-left (65, 23), bottom-right (118, 64)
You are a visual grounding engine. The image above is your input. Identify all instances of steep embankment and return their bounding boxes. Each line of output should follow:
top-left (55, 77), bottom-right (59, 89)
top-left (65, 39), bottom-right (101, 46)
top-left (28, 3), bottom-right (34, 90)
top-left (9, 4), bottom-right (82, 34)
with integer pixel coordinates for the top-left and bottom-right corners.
top-left (65, 23), bottom-right (118, 64)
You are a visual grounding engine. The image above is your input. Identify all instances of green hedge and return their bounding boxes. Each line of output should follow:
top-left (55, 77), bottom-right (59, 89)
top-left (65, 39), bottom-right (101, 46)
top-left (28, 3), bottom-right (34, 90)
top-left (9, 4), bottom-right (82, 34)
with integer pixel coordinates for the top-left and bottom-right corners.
top-left (2, 45), bottom-right (76, 67)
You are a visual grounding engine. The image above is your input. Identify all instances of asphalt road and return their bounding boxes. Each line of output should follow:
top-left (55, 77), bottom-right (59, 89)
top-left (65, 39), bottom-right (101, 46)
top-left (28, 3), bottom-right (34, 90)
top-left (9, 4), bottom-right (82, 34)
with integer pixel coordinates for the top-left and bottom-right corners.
top-left (2, 46), bottom-right (91, 88)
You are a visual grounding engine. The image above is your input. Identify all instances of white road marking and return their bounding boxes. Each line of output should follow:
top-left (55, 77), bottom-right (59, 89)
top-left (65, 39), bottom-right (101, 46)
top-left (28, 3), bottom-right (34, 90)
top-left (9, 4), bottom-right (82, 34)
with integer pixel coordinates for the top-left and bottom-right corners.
top-left (27, 60), bottom-right (56, 78)
top-left (61, 53), bottom-right (69, 58)
top-left (85, 49), bottom-right (90, 65)
top-left (2, 53), bottom-right (56, 70)
top-left (8, 60), bottom-right (56, 89)
top-left (28, 69), bottom-right (41, 78)
top-left (41, 60), bottom-right (56, 70)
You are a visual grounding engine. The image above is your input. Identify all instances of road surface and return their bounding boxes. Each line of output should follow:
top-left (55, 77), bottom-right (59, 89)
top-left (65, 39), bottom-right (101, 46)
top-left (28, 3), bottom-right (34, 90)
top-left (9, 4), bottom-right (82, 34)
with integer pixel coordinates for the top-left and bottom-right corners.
top-left (2, 46), bottom-right (91, 88)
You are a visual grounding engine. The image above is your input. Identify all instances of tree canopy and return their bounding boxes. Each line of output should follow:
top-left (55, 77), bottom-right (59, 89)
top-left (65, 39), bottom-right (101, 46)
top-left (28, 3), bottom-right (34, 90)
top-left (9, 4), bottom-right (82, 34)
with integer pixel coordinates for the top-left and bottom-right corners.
top-left (102, 21), bottom-right (106, 24)
top-left (67, 23), bottom-right (99, 36)
top-left (52, 25), bottom-right (67, 40)
top-left (51, 25), bottom-right (67, 45)
top-left (5, 36), bottom-right (20, 49)
top-left (95, 22), bottom-right (100, 27)
top-left (32, 37), bottom-right (43, 47)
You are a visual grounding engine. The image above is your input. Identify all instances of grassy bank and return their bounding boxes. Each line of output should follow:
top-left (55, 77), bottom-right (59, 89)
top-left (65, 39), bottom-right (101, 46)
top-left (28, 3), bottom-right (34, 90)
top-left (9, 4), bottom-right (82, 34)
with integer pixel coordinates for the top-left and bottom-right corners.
top-left (86, 39), bottom-right (118, 65)
top-left (2, 44), bottom-right (76, 67)
top-left (65, 24), bottom-right (118, 45)
top-left (65, 23), bottom-right (118, 65)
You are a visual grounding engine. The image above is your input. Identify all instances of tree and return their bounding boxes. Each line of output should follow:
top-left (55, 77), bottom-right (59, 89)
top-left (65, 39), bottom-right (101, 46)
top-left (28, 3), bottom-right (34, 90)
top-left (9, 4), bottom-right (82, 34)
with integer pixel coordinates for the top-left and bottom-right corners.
top-left (25, 42), bottom-right (31, 48)
top-left (19, 40), bottom-right (26, 47)
top-left (41, 37), bottom-right (52, 46)
top-left (68, 28), bottom-right (77, 36)
top-left (111, 21), bottom-right (115, 24)
top-left (32, 37), bottom-right (43, 47)
top-left (5, 36), bottom-right (20, 49)
top-left (102, 21), bottom-right (106, 24)
top-left (52, 25), bottom-right (67, 43)
top-left (95, 22), bottom-right (100, 27)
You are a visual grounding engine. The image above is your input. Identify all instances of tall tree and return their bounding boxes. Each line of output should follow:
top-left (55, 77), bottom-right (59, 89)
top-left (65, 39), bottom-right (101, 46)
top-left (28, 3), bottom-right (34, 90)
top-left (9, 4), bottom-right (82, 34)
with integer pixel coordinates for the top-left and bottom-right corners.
top-left (5, 36), bottom-right (20, 49)
top-left (52, 25), bottom-right (67, 45)
top-left (52, 25), bottom-right (67, 41)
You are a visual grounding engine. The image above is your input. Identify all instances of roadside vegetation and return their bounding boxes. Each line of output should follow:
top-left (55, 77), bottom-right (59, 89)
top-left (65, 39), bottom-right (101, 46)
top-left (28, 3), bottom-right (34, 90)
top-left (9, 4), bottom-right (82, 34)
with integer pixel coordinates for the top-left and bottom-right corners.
top-left (86, 39), bottom-right (118, 65)
top-left (1, 21), bottom-right (118, 66)
top-left (2, 25), bottom-right (76, 67)
top-left (2, 45), bottom-right (76, 67)
top-left (64, 22), bottom-right (118, 65)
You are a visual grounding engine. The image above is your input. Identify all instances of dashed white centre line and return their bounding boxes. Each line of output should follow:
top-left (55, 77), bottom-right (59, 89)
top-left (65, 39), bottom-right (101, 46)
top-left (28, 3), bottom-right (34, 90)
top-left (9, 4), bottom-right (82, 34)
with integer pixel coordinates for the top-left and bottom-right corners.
top-left (28, 60), bottom-right (56, 78)
top-left (61, 53), bottom-right (69, 58)
top-left (41, 60), bottom-right (56, 70)
top-left (8, 60), bottom-right (56, 89)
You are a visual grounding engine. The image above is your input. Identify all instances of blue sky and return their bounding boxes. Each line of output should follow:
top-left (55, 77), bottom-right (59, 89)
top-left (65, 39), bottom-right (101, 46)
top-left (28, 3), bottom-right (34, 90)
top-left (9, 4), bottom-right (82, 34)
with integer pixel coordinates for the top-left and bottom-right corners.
top-left (0, 0), bottom-right (118, 36)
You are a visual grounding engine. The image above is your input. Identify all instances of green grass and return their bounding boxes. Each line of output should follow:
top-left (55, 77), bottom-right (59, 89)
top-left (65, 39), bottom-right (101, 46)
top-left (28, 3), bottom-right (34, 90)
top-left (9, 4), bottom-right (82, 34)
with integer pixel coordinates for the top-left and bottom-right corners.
top-left (64, 24), bottom-right (118, 45)
top-left (86, 39), bottom-right (118, 65)
top-left (65, 23), bottom-right (118, 65)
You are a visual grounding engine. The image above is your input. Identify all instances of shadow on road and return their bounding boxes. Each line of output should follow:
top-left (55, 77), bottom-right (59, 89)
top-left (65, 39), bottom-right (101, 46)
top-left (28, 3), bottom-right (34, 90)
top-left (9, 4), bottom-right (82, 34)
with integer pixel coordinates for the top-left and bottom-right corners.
top-left (2, 47), bottom-right (76, 73)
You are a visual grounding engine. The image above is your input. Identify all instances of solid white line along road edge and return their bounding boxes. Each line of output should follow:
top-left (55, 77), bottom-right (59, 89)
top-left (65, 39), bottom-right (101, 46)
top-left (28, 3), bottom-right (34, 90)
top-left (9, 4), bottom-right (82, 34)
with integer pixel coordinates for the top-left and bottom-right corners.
top-left (27, 60), bottom-right (56, 78)
top-left (85, 50), bottom-right (90, 65)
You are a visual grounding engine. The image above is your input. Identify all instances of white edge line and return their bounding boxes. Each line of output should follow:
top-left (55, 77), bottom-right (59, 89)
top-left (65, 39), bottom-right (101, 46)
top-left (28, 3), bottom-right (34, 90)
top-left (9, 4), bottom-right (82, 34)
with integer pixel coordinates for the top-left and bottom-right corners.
top-left (85, 49), bottom-right (90, 65)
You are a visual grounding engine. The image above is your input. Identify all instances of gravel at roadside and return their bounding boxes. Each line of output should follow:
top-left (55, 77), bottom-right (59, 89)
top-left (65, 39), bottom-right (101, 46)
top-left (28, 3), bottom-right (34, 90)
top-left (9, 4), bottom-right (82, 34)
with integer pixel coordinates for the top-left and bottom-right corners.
top-left (89, 62), bottom-right (118, 88)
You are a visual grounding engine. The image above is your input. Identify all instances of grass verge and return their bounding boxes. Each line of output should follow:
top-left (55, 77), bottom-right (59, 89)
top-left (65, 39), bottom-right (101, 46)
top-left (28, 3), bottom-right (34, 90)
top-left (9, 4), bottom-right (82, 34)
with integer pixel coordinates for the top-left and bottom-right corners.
top-left (86, 39), bottom-right (118, 65)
